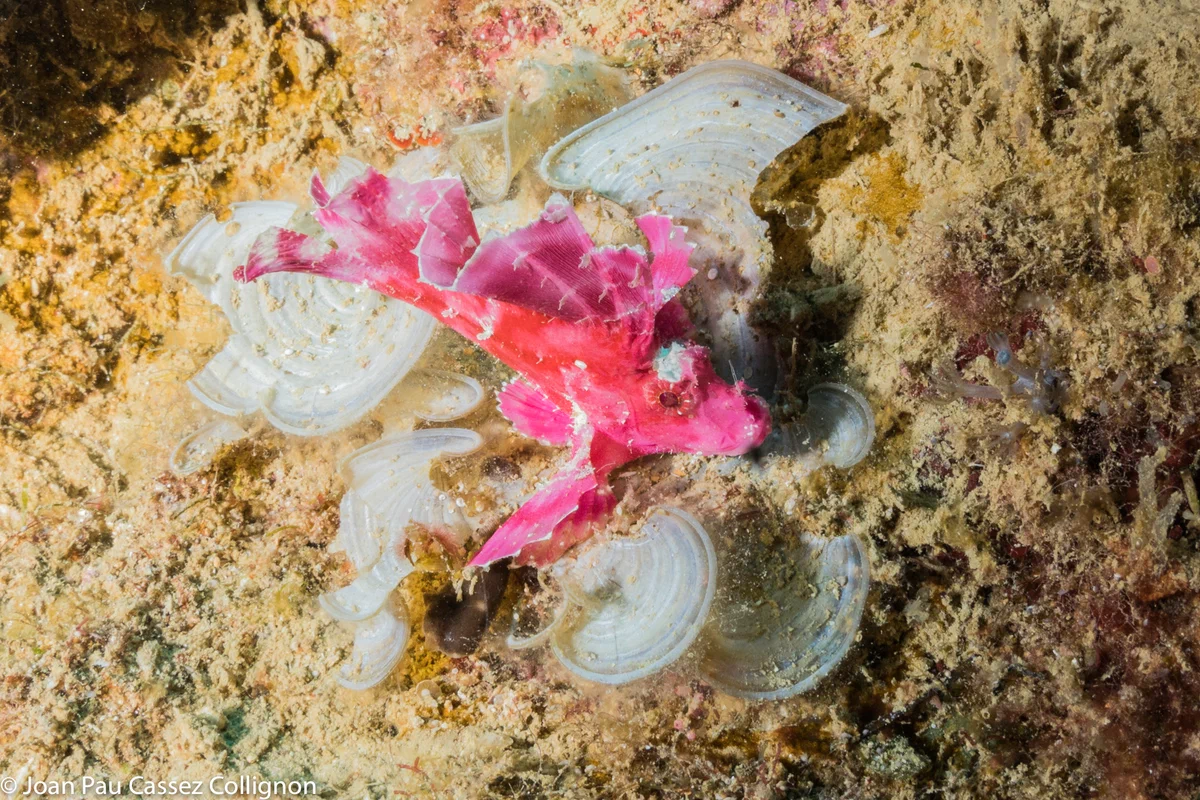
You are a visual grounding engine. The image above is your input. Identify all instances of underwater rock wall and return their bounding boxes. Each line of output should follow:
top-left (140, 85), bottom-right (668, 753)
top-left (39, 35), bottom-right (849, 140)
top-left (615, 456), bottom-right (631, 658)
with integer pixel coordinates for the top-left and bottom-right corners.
top-left (1, 1), bottom-right (1199, 798)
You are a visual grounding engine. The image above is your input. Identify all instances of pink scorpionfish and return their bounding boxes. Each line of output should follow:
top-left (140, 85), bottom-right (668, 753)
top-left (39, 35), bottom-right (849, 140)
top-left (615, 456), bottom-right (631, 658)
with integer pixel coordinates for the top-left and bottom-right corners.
top-left (237, 168), bottom-right (771, 567)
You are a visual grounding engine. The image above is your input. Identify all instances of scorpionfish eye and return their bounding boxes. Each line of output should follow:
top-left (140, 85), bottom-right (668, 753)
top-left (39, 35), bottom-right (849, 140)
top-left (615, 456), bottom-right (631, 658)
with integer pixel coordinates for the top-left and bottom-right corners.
top-left (644, 378), bottom-right (696, 416)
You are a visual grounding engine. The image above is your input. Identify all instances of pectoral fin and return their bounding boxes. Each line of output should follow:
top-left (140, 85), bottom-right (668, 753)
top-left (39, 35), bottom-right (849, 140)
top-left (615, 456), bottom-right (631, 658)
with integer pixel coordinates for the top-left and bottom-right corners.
top-left (497, 379), bottom-right (573, 446)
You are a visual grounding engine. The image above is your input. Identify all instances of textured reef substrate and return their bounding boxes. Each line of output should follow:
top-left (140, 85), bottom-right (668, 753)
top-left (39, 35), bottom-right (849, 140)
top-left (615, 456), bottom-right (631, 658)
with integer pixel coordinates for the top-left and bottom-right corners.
top-left (2, 1), bottom-right (1200, 798)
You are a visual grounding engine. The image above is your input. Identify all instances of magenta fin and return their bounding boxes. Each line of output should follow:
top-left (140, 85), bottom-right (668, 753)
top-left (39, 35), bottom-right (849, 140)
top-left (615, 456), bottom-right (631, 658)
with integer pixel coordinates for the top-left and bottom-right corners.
top-left (585, 246), bottom-right (653, 319)
top-left (311, 171), bottom-right (469, 277)
top-left (310, 171), bottom-right (331, 208)
top-left (515, 482), bottom-right (616, 567)
top-left (415, 181), bottom-right (480, 287)
top-left (636, 213), bottom-right (696, 304)
top-left (469, 469), bottom-right (599, 566)
top-left (452, 198), bottom-right (658, 324)
top-left (242, 227), bottom-right (352, 283)
top-left (449, 202), bottom-right (695, 328)
top-left (452, 198), bottom-right (605, 322)
top-left (238, 172), bottom-right (479, 290)
top-left (497, 379), bottom-right (574, 445)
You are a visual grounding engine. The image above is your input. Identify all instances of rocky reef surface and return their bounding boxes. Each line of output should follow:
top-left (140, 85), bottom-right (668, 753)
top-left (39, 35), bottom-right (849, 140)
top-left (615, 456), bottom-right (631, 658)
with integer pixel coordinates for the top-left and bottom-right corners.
top-left (1, 0), bottom-right (1199, 798)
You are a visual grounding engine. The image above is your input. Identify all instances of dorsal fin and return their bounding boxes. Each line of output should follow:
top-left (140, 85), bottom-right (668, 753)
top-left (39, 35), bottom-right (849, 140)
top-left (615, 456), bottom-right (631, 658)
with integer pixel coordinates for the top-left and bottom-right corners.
top-left (415, 180), bottom-right (480, 287)
top-left (449, 197), bottom-right (694, 327)
top-left (636, 213), bottom-right (696, 305)
top-left (311, 169), bottom-right (477, 278)
top-left (451, 197), bottom-right (613, 322)
top-left (239, 174), bottom-right (700, 343)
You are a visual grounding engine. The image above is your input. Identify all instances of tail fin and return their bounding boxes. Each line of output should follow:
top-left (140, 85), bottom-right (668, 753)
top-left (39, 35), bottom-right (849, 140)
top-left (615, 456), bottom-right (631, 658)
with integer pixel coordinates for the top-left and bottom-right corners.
top-left (237, 227), bottom-right (345, 282)
top-left (235, 168), bottom-right (478, 289)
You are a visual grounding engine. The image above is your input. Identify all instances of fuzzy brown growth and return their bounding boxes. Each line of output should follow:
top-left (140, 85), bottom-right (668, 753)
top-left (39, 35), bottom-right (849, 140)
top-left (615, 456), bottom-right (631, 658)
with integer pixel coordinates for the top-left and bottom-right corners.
top-left (923, 178), bottom-right (1109, 337)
